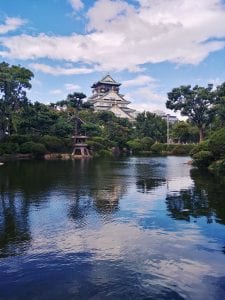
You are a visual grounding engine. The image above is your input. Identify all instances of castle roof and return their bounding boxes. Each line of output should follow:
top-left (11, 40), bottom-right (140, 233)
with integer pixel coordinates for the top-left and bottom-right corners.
top-left (89, 90), bottom-right (130, 104)
top-left (91, 74), bottom-right (121, 88)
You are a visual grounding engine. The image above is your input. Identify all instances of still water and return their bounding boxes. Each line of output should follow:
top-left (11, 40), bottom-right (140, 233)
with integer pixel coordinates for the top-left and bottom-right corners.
top-left (0, 156), bottom-right (225, 300)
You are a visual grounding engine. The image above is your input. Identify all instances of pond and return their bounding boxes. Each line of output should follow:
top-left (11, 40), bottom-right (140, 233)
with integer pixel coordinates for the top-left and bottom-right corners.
top-left (0, 156), bottom-right (225, 299)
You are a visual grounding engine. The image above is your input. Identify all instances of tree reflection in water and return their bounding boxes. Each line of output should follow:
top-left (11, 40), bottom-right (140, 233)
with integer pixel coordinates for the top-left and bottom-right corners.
top-left (135, 161), bottom-right (166, 193)
top-left (68, 159), bottom-right (128, 223)
top-left (0, 189), bottom-right (31, 258)
top-left (166, 169), bottom-right (225, 224)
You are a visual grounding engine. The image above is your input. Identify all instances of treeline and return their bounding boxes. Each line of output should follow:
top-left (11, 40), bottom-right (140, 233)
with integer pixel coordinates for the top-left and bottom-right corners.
top-left (0, 62), bottom-right (169, 158)
top-left (1, 62), bottom-right (225, 162)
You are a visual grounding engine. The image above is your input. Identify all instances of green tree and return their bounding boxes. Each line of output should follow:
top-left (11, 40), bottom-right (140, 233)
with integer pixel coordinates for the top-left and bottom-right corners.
top-left (166, 84), bottom-right (214, 142)
top-left (0, 62), bottom-right (33, 139)
top-left (171, 121), bottom-right (199, 143)
top-left (135, 112), bottom-right (167, 142)
top-left (214, 82), bottom-right (225, 126)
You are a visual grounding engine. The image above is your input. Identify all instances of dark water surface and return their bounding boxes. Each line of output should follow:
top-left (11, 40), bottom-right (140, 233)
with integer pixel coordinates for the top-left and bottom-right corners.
top-left (0, 156), bottom-right (225, 299)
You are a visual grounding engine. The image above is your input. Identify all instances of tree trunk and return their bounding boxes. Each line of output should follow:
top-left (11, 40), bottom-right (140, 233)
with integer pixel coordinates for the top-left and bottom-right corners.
top-left (199, 127), bottom-right (204, 142)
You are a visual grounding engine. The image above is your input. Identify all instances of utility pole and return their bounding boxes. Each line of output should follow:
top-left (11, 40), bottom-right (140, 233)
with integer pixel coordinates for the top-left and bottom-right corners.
top-left (167, 114), bottom-right (170, 144)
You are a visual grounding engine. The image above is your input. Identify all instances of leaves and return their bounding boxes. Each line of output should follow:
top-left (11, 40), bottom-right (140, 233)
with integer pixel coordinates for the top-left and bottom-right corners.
top-left (166, 84), bottom-right (214, 141)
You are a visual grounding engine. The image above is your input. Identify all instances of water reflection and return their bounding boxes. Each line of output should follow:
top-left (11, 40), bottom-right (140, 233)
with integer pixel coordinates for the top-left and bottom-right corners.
top-left (0, 192), bottom-right (31, 257)
top-left (1, 157), bottom-right (225, 299)
top-left (166, 168), bottom-right (225, 224)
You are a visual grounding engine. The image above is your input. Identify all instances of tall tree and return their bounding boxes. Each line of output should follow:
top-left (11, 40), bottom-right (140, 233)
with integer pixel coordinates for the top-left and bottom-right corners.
top-left (171, 121), bottom-right (199, 143)
top-left (135, 111), bottom-right (167, 142)
top-left (166, 85), bottom-right (214, 142)
top-left (65, 92), bottom-right (87, 109)
top-left (214, 82), bottom-right (225, 126)
top-left (0, 62), bottom-right (33, 138)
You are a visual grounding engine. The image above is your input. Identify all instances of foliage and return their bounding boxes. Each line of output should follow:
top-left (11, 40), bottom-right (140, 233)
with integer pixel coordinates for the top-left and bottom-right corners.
top-left (171, 121), bottom-right (199, 143)
top-left (30, 143), bottom-right (47, 158)
top-left (169, 144), bottom-right (194, 155)
top-left (166, 84), bottom-right (214, 141)
top-left (20, 142), bottom-right (37, 153)
top-left (214, 82), bottom-right (225, 126)
top-left (53, 92), bottom-right (87, 110)
top-left (81, 123), bottom-right (102, 136)
top-left (0, 62), bottom-right (34, 139)
top-left (40, 135), bottom-right (64, 152)
top-left (192, 128), bottom-right (225, 174)
top-left (1, 62), bottom-right (204, 158)
top-left (135, 112), bottom-right (167, 142)
top-left (208, 128), bottom-right (225, 159)
top-left (190, 140), bottom-right (209, 157)
top-left (127, 139), bottom-right (143, 152)
top-left (97, 149), bottom-right (113, 157)
top-left (0, 142), bottom-right (19, 154)
top-left (192, 151), bottom-right (213, 168)
top-left (141, 137), bottom-right (154, 150)
top-left (127, 137), bottom-right (154, 153)
top-left (208, 159), bottom-right (225, 175)
top-left (19, 141), bottom-right (47, 157)
top-left (87, 140), bottom-right (104, 152)
top-left (151, 143), bottom-right (165, 154)
top-left (106, 121), bottom-right (132, 148)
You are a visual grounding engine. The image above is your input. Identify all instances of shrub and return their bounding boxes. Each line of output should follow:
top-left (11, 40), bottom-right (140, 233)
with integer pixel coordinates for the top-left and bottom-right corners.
top-left (20, 142), bottom-right (36, 154)
top-left (0, 142), bottom-right (19, 154)
top-left (208, 128), bottom-right (225, 159)
top-left (20, 142), bottom-right (47, 157)
top-left (63, 137), bottom-right (73, 152)
top-left (127, 139), bottom-right (142, 152)
top-left (81, 123), bottom-right (102, 136)
top-left (97, 149), bottom-right (113, 157)
top-left (87, 140), bottom-right (104, 151)
top-left (8, 134), bottom-right (29, 145)
top-left (190, 140), bottom-right (209, 157)
top-left (170, 144), bottom-right (194, 155)
top-left (40, 135), bottom-right (64, 152)
top-left (209, 159), bottom-right (225, 175)
top-left (31, 143), bottom-right (47, 158)
top-left (140, 137), bottom-right (154, 150)
top-left (151, 143), bottom-right (165, 154)
top-left (192, 150), bottom-right (213, 168)
top-left (91, 137), bottom-right (115, 148)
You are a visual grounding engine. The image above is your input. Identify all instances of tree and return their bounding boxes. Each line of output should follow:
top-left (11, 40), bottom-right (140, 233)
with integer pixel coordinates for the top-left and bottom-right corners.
top-left (214, 82), bottom-right (225, 126)
top-left (66, 92), bottom-right (86, 109)
top-left (135, 112), bottom-right (167, 142)
top-left (166, 85), bottom-right (214, 142)
top-left (0, 62), bottom-right (33, 138)
top-left (171, 121), bottom-right (199, 143)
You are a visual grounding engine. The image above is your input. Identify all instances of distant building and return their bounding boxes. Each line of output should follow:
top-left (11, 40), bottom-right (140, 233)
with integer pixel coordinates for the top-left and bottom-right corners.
top-left (88, 75), bottom-right (136, 120)
top-left (153, 110), bottom-right (178, 124)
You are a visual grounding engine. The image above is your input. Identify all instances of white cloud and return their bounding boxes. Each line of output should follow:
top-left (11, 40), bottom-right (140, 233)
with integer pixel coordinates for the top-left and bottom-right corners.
top-left (29, 63), bottom-right (94, 75)
top-left (1, 1), bottom-right (225, 71)
top-left (65, 83), bottom-right (81, 91)
top-left (87, 0), bottom-right (132, 31)
top-left (0, 17), bottom-right (26, 34)
top-left (50, 89), bottom-right (63, 95)
top-left (122, 75), bottom-right (156, 87)
top-left (126, 86), bottom-right (166, 113)
top-left (69, 0), bottom-right (84, 11)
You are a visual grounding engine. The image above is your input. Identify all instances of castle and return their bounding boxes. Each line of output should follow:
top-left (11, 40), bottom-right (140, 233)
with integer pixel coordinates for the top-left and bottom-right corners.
top-left (88, 75), bottom-right (136, 120)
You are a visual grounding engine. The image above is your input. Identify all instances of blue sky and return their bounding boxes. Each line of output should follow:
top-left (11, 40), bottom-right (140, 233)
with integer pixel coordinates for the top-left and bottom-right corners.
top-left (1, 0), bottom-right (225, 114)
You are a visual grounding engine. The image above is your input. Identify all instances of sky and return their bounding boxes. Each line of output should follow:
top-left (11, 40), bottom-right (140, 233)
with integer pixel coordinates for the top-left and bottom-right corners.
top-left (1, 0), bottom-right (225, 115)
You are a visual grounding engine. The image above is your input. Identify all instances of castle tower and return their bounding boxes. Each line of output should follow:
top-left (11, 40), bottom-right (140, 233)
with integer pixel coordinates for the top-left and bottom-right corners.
top-left (88, 75), bottom-right (136, 120)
